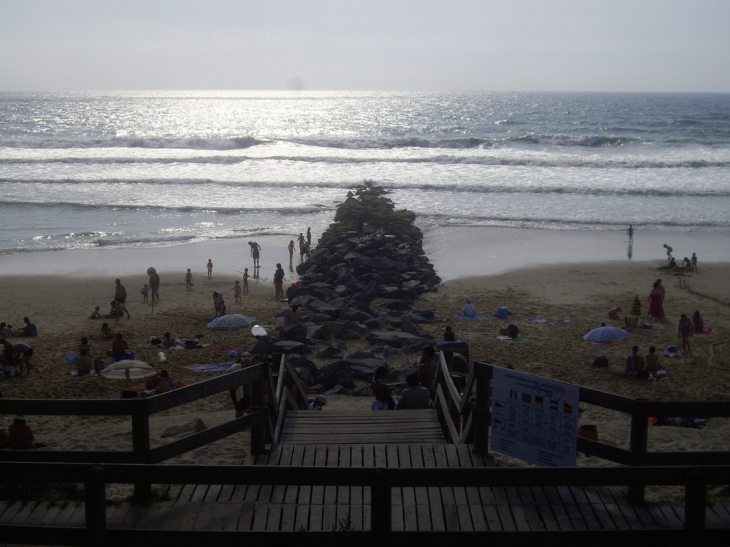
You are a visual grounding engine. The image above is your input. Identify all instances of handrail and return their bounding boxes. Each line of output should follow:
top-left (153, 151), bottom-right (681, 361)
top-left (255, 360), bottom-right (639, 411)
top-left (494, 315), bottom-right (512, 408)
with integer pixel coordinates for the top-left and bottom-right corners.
top-left (0, 462), bottom-right (727, 545)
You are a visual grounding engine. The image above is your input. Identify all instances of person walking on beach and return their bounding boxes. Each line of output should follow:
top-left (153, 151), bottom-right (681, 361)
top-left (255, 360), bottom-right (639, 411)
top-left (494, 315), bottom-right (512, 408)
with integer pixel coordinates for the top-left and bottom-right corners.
top-left (248, 241), bottom-right (261, 267)
top-left (185, 269), bottom-right (193, 290)
top-left (678, 314), bottom-right (693, 353)
top-left (206, 259), bottom-right (213, 279)
top-left (306, 227), bottom-right (312, 246)
top-left (114, 279), bottom-right (127, 307)
top-left (288, 240), bottom-right (295, 261)
top-left (234, 280), bottom-right (242, 302)
top-left (663, 244), bottom-right (673, 263)
top-left (147, 268), bottom-right (160, 302)
top-left (242, 268), bottom-right (249, 293)
top-left (274, 263), bottom-right (285, 300)
top-left (691, 253), bottom-right (698, 271)
top-left (627, 224), bottom-right (634, 242)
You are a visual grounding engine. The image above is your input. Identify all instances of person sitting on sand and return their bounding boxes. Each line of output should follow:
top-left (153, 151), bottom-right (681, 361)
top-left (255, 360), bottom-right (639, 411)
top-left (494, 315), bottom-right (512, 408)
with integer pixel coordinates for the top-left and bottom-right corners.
top-left (2, 324), bottom-right (12, 337)
top-left (78, 337), bottom-right (91, 357)
top-left (156, 370), bottom-right (176, 393)
top-left (682, 257), bottom-right (691, 269)
top-left (625, 346), bottom-right (645, 377)
top-left (462, 299), bottom-right (476, 317)
top-left (112, 299), bottom-right (130, 321)
top-left (309, 395), bottom-right (327, 411)
top-left (162, 332), bottom-right (176, 349)
top-left (396, 373), bottom-right (432, 410)
top-left (443, 326), bottom-right (456, 342)
top-left (109, 333), bottom-right (129, 359)
top-left (692, 311), bottom-right (704, 333)
top-left (13, 317), bottom-right (37, 337)
top-left (418, 346), bottom-right (437, 391)
top-left (9, 416), bottom-right (38, 450)
top-left (234, 280), bottom-right (241, 302)
top-left (608, 307), bottom-right (622, 320)
top-left (76, 349), bottom-right (92, 376)
top-left (371, 366), bottom-right (393, 411)
top-left (499, 324), bottom-right (519, 339)
top-left (101, 323), bottom-right (115, 340)
top-left (678, 314), bottom-right (693, 353)
top-left (286, 305), bottom-right (301, 326)
top-left (145, 372), bottom-right (160, 391)
top-left (644, 346), bottom-right (664, 379)
top-left (1, 339), bottom-right (16, 376)
top-left (89, 306), bottom-right (102, 319)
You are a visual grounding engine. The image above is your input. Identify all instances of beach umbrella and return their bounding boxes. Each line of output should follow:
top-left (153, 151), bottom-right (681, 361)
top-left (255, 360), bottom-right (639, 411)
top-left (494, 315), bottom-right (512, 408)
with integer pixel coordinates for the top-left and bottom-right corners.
top-left (100, 361), bottom-right (158, 385)
top-left (583, 326), bottom-right (629, 343)
top-left (206, 314), bottom-right (258, 331)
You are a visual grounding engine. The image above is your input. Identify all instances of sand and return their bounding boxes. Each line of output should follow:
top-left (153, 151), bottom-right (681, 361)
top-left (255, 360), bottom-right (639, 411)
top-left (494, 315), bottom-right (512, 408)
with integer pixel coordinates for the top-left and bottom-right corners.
top-left (1, 238), bottom-right (729, 502)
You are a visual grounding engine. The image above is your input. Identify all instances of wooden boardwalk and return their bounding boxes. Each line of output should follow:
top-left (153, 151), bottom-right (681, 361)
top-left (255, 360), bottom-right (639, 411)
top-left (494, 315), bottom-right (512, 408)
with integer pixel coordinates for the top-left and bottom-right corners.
top-left (280, 409), bottom-right (446, 444)
top-left (2, 442), bottom-right (730, 535)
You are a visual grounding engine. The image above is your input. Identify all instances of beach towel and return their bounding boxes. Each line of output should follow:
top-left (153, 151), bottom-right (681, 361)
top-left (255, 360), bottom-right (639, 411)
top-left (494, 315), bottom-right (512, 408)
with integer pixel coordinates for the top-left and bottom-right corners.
top-left (663, 346), bottom-right (682, 357)
top-left (527, 317), bottom-right (547, 323)
top-left (498, 335), bottom-right (524, 341)
top-left (184, 363), bottom-right (234, 373)
top-left (70, 371), bottom-right (97, 378)
top-left (63, 352), bottom-right (79, 364)
top-left (456, 314), bottom-right (496, 321)
top-left (213, 347), bottom-right (250, 354)
top-left (695, 328), bottom-right (716, 335)
top-left (555, 319), bottom-right (572, 325)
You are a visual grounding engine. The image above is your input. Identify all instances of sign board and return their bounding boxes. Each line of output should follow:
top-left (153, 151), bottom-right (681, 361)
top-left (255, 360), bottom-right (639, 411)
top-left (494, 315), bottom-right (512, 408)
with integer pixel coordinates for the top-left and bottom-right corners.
top-left (490, 368), bottom-right (579, 467)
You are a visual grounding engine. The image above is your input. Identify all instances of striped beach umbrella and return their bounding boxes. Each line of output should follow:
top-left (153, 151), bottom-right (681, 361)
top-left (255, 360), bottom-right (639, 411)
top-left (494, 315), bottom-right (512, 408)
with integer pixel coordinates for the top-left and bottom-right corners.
top-left (583, 326), bottom-right (629, 343)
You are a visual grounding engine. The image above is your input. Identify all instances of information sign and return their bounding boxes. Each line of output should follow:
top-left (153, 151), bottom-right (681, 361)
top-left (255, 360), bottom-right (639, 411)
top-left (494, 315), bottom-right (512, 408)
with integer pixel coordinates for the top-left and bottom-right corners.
top-left (490, 368), bottom-right (579, 467)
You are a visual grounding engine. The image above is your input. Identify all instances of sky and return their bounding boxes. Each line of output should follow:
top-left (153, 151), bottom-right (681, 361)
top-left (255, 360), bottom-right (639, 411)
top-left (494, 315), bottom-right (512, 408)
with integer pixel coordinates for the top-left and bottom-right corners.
top-left (1, 0), bottom-right (729, 92)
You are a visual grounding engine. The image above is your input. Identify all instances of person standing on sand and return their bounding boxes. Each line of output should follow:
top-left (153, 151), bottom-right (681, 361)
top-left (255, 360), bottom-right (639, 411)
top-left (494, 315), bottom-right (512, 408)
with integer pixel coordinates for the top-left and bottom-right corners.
top-left (691, 253), bottom-right (698, 271)
top-left (647, 281), bottom-right (665, 322)
top-left (625, 346), bottom-right (645, 377)
top-left (288, 240), bottom-right (295, 260)
top-left (248, 241), bottom-right (261, 267)
top-left (627, 224), bottom-right (633, 242)
top-left (678, 314), bottom-right (693, 353)
top-left (207, 259), bottom-right (213, 279)
top-left (114, 279), bottom-right (127, 307)
top-left (148, 268), bottom-right (160, 302)
top-left (185, 269), bottom-right (193, 290)
top-left (274, 263), bottom-right (285, 300)
top-left (306, 227), bottom-right (312, 246)
top-left (242, 268), bottom-right (249, 293)
top-left (371, 366), bottom-right (392, 410)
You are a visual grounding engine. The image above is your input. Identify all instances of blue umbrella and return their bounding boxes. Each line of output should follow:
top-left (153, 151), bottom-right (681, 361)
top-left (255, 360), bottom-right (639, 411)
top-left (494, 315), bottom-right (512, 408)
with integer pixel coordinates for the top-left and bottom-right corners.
top-left (583, 326), bottom-right (629, 343)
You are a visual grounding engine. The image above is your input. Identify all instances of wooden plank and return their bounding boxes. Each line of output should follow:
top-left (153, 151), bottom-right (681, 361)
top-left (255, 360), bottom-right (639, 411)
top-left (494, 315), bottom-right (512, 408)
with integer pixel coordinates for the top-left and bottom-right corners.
top-left (362, 444), bottom-right (374, 506)
top-left (610, 488), bottom-right (644, 530)
top-left (266, 504), bottom-right (282, 531)
top-left (308, 504), bottom-right (323, 532)
top-left (297, 445), bottom-right (316, 504)
top-left (643, 503), bottom-right (670, 529)
top-left (421, 444), bottom-right (445, 532)
top-left (351, 445), bottom-right (363, 505)
top-left (294, 504), bottom-right (310, 531)
top-left (251, 503), bottom-right (269, 531)
top-left (323, 446), bottom-right (338, 506)
top-left (349, 504), bottom-right (363, 531)
top-left (337, 445), bottom-right (351, 505)
top-left (321, 502), bottom-right (336, 532)
top-left (310, 445), bottom-right (327, 506)
top-left (51, 502), bottom-right (82, 527)
top-left (236, 503), bottom-right (255, 531)
top-left (483, 505), bottom-right (503, 531)
top-left (270, 444), bottom-right (293, 503)
top-left (386, 444), bottom-right (404, 532)
top-left (549, 502), bottom-right (573, 531)
top-left (219, 502), bottom-right (242, 531)
top-left (535, 503), bottom-right (560, 531)
top-left (283, 444), bottom-right (305, 504)
top-left (444, 443), bottom-right (473, 531)
top-left (576, 502), bottom-right (603, 531)
top-left (521, 503), bottom-right (545, 531)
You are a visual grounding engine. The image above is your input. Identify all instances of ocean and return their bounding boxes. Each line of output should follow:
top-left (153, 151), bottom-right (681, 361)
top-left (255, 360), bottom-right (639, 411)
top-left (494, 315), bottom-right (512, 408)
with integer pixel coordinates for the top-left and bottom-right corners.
top-left (1, 91), bottom-right (729, 257)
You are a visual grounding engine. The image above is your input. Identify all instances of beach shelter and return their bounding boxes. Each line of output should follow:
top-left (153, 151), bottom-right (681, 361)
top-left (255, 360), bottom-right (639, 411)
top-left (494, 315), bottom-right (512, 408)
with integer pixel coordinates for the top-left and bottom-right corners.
top-left (583, 326), bottom-right (629, 343)
top-left (100, 361), bottom-right (157, 385)
top-left (206, 314), bottom-right (258, 331)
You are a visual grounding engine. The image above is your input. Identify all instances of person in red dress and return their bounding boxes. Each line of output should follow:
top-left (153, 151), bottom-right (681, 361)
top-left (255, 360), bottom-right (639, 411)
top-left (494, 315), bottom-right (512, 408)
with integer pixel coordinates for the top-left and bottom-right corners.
top-left (647, 280), bottom-right (665, 321)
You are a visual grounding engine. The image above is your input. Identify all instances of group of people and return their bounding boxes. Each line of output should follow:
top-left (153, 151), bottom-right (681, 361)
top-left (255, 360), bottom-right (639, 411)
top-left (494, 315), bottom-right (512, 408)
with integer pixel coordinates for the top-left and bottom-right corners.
top-left (371, 346), bottom-right (438, 411)
top-left (625, 346), bottom-right (666, 380)
top-left (1, 338), bottom-right (34, 377)
top-left (663, 244), bottom-right (698, 271)
top-left (292, 227), bottom-right (313, 262)
top-left (0, 415), bottom-right (44, 450)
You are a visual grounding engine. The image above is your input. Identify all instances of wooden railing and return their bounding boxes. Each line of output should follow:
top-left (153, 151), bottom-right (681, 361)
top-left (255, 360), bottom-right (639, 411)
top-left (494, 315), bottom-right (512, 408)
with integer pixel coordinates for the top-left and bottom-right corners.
top-left (441, 360), bottom-right (730, 502)
top-left (0, 462), bottom-right (728, 546)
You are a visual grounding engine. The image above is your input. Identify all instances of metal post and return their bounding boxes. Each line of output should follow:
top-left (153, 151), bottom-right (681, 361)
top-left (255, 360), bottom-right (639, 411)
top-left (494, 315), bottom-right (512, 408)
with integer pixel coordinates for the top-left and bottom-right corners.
top-left (628, 406), bottom-right (648, 502)
top-left (132, 414), bottom-right (152, 499)
top-left (684, 469), bottom-right (706, 538)
top-left (474, 369), bottom-right (488, 454)
top-left (371, 468), bottom-right (391, 543)
top-left (85, 465), bottom-right (106, 547)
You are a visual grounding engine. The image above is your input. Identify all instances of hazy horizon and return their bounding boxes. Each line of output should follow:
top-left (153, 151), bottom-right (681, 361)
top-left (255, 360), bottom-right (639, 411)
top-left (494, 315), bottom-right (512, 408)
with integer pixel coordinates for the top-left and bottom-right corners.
top-left (2, 0), bottom-right (729, 93)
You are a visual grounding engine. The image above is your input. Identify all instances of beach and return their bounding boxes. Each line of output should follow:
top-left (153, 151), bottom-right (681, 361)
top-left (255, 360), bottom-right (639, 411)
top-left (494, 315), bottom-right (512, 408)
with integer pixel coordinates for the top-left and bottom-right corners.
top-left (1, 230), bottom-right (728, 501)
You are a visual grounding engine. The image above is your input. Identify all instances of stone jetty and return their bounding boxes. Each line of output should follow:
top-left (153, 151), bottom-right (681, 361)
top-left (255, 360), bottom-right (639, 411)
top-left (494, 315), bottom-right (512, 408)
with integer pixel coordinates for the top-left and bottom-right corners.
top-left (254, 184), bottom-right (447, 394)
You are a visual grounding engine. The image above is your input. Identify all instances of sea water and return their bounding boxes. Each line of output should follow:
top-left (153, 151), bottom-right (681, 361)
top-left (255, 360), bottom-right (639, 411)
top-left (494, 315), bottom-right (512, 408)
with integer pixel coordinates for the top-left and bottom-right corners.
top-left (1, 91), bottom-right (729, 256)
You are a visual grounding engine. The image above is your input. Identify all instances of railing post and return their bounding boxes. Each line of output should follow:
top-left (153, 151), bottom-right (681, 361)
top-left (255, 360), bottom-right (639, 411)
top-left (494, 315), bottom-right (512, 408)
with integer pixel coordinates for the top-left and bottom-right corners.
top-left (85, 465), bottom-right (106, 547)
top-left (371, 468), bottom-right (391, 543)
top-left (251, 371), bottom-right (267, 455)
top-left (474, 366), bottom-right (488, 454)
top-left (131, 413), bottom-right (152, 499)
top-left (684, 468), bottom-right (706, 538)
top-left (628, 402), bottom-right (648, 502)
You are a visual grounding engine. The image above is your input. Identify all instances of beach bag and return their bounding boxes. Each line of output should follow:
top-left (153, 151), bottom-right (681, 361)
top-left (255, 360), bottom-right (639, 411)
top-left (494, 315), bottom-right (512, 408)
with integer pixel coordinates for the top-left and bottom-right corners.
top-left (592, 356), bottom-right (609, 368)
top-left (150, 337), bottom-right (162, 346)
top-left (577, 424), bottom-right (598, 441)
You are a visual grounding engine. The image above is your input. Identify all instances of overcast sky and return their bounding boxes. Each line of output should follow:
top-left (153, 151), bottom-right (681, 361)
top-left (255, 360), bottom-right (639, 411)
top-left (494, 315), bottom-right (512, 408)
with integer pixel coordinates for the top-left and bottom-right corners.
top-left (1, 0), bottom-right (729, 92)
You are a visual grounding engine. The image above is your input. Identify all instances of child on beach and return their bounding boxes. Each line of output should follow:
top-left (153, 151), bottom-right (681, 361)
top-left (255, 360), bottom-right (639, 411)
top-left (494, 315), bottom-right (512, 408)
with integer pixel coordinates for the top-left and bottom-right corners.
top-left (242, 268), bottom-right (249, 293)
top-left (89, 306), bottom-right (101, 319)
top-left (234, 280), bottom-right (242, 302)
top-left (207, 259), bottom-right (213, 279)
top-left (185, 269), bottom-right (193, 290)
top-left (141, 284), bottom-right (149, 302)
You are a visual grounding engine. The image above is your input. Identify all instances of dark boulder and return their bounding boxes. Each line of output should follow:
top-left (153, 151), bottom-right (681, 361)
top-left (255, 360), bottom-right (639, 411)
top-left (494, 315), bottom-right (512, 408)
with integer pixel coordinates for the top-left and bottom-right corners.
top-left (273, 340), bottom-right (310, 355)
top-left (316, 346), bottom-right (343, 359)
top-left (280, 322), bottom-right (308, 344)
top-left (347, 351), bottom-right (375, 360)
top-left (314, 361), bottom-right (355, 389)
top-left (366, 330), bottom-right (428, 348)
top-left (339, 308), bottom-right (374, 323)
top-left (400, 318), bottom-right (422, 337)
top-left (288, 355), bottom-right (318, 376)
top-left (307, 324), bottom-right (331, 342)
top-left (380, 287), bottom-right (417, 300)
top-left (335, 320), bottom-right (368, 340)
top-left (385, 301), bottom-right (413, 311)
